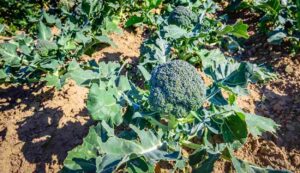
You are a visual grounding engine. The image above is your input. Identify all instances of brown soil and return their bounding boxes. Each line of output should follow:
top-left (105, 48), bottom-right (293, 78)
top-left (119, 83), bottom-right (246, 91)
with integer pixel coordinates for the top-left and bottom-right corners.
top-left (91, 28), bottom-right (144, 62)
top-left (0, 81), bottom-right (91, 173)
top-left (0, 27), bottom-right (299, 173)
top-left (220, 6), bottom-right (300, 172)
top-left (235, 56), bottom-right (300, 173)
top-left (213, 56), bottom-right (300, 173)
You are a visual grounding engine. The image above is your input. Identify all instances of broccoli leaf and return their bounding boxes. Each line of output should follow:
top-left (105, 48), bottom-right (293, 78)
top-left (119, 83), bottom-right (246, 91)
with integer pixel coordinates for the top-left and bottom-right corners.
top-left (125, 15), bottom-right (144, 27)
top-left (63, 122), bottom-right (179, 172)
top-left (244, 113), bottom-right (279, 137)
top-left (162, 25), bottom-right (188, 39)
top-left (0, 43), bottom-right (20, 66)
top-left (219, 20), bottom-right (249, 39)
top-left (140, 35), bottom-right (171, 64)
top-left (0, 24), bottom-right (4, 34)
top-left (38, 21), bottom-right (51, 40)
top-left (63, 60), bottom-right (97, 87)
top-left (222, 112), bottom-right (248, 144)
top-left (87, 83), bottom-right (124, 125)
top-left (190, 149), bottom-right (220, 173)
top-left (44, 73), bottom-right (62, 89)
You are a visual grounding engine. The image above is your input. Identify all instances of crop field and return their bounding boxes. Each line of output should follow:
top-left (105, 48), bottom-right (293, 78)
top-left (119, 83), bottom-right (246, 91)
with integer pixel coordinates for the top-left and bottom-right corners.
top-left (0, 0), bottom-right (299, 172)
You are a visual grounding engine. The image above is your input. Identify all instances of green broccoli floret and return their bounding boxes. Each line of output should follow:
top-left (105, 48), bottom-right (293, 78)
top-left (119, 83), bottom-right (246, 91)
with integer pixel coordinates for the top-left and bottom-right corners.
top-left (168, 6), bottom-right (198, 27)
top-left (149, 60), bottom-right (206, 117)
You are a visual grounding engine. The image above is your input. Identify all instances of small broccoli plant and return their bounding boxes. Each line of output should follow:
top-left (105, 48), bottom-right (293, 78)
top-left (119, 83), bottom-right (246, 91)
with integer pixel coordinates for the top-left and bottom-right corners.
top-left (36, 40), bottom-right (58, 57)
top-left (168, 6), bottom-right (198, 27)
top-left (149, 60), bottom-right (206, 117)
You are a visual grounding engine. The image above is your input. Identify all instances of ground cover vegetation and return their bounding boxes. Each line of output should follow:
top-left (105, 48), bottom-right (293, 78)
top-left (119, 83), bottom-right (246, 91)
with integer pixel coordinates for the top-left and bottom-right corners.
top-left (0, 0), bottom-right (299, 172)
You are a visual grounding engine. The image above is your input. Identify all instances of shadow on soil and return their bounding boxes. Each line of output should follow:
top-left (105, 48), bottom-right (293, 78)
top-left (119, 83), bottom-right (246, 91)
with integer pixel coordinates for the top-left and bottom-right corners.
top-left (17, 107), bottom-right (93, 173)
top-left (101, 52), bottom-right (122, 62)
top-left (0, 83), bottom-right (55, 112)
top-left (1, 84), bottom-right (93, 173)
top-left (254, 86), bottom-right (300, 150)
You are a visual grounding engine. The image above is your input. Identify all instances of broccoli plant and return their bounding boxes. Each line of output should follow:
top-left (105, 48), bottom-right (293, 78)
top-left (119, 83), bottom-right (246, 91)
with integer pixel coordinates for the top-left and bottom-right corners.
top-left (0, 0), bottom-right (293, 172)
top-left (149, 60), bottom-right (206, 117)
top-left (62, 57), bottom-right (285, 172)
top-left (226, 0), bottom-right (300, 53)
top-left (0, 0), bottom-right (121, 86)
top-left (139, 0), bottom-right (250, 64)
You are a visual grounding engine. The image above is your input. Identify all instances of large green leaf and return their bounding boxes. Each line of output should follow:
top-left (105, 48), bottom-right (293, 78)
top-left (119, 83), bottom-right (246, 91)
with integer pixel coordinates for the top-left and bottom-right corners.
top-left (219, 20), bottom-right (249, 39)
top-left (63, 60), bottom-right (97, 86)
top-left (126, 157), bottom-right (155, 173)
top-left (38, 21), bottom-right (51, 40)
top-left (0, 43), bottom-right (20, 66)
top-left (43, 12), bottom-right (56, 24)
top-left (125, 15), bottom-right (144, 27)
top-left (201, 49), bottom-right (274, 96)
top-left (140, 36), bottom-right (171, 64)
top-left (36, 39), bottom-right (58, 57)
top-left (63, 123), bottom-right (103, 172)
top-left (101, 17), bottom-right (123, 34)
top-left (254, 0), bottom-right (282, 14)
top-left (162, 25), bottom-right (188, 39)
top-left (192, 152), bottom-right (220, 173)
top-left (63, 122), bottom-right (179, 172)
top-left (204, 58), bottom-right (249, 95)
top-left (81, 0), bottom-right (103, 17)
top-left (189, 148), bottom-right (220, 173)
top-left (222, 112), bottom-right (248, 144)
top-left (44, 73), bottom-right (62, 89)
top-left (96, 124), bottom-right (179, 172)
top-left (40, 59), bottom-right (60, 71)
top-left (87, 83), bottom-right (124, 125)
top-left (244, 113), bottom-right (279, 137)
top-left (0, 69), bottom-right (7, 80)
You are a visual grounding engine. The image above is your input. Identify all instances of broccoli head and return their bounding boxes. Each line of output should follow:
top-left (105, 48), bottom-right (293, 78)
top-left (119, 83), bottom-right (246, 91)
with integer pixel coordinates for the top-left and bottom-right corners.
top-left (149, 60), bottom-right (206, 117)
top-left (168, 6), bottom-right (198, 27)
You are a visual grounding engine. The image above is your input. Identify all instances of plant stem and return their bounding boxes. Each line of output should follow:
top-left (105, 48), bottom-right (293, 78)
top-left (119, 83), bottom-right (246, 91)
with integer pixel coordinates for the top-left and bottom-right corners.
top-left (181, 140), bottom-right (202, 150)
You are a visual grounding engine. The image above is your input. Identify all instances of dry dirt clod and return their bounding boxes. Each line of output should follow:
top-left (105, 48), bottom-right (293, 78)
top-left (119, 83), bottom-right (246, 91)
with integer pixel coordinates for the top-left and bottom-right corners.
top-left (285, 65), bottom-right (294, 74)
